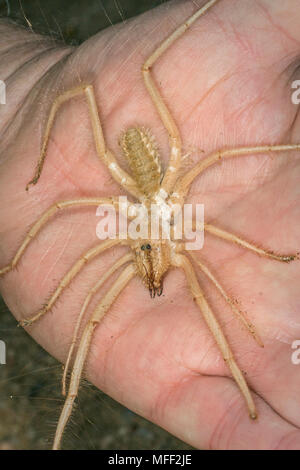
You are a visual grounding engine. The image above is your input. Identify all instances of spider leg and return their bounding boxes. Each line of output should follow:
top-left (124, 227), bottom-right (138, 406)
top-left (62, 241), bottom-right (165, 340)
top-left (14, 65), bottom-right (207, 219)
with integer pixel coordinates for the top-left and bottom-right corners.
top-left (53, 263), bottom-right (136, 450)
top-left (26, 85), bottom-right (142, 199)
top-left (172, 143), bottom-right (300, 204)
top-left (204, 223), bottom-right (299, 262)
top-left (172, 253), bottom-right (257, 420)
top-left (62, 252), bottom-right (133, 396)
top-left (0, 198), bottom-right (121, 277)
top-left (19, 238), bottom-right (124, 327)
top-left (142, 0), bottom-right (220, 195)
top-left (187, 251), bottom-right (263, 347)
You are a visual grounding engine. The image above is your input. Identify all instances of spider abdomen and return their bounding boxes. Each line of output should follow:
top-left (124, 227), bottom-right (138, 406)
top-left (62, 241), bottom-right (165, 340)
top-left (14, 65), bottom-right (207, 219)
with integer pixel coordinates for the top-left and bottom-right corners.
top-left (120, 127), bottom-right (162, 195)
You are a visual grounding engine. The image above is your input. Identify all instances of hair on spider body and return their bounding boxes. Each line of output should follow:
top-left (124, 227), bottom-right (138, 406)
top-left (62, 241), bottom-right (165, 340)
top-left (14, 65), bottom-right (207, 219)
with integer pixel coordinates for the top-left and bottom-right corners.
top-left (120, 127), bottom-right (162, 197)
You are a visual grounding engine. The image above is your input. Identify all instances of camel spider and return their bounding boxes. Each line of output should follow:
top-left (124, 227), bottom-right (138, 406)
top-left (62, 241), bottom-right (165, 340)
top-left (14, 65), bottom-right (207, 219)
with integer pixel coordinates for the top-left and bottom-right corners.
top-left (1, 0), bottom-right (299, 450)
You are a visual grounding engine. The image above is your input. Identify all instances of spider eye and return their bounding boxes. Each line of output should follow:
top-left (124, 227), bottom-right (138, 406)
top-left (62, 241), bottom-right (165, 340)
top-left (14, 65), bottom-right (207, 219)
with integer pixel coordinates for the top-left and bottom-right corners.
top-left (141, 244), bottom-right (151, 251)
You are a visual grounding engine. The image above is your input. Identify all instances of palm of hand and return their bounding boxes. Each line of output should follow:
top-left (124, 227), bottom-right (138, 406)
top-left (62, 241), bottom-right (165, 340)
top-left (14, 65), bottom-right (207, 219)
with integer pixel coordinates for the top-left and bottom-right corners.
top-left (1, 0), bottom-right (300, 449)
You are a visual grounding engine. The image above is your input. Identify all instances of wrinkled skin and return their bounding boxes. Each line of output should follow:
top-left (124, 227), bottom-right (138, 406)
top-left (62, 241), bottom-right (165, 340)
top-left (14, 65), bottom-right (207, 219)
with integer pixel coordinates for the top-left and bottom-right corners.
top-left (1, 0), bottom-right (300, 449)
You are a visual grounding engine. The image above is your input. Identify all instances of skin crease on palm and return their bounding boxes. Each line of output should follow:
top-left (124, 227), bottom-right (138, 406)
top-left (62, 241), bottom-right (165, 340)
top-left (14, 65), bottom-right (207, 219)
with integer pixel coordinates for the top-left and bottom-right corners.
top-left (0, 0), bottom-right (300, 450)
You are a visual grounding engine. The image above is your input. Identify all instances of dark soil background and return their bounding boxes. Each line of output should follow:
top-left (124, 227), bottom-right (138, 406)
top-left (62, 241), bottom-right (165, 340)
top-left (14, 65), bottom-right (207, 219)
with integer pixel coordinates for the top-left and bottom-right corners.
top-left (0, 0), bottom-right (193, 450)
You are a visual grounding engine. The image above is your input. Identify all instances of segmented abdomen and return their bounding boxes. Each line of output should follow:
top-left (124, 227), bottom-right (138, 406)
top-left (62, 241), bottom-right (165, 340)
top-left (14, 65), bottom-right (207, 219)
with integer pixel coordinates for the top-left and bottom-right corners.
top-left (120, 127), bottom-right (162, 196)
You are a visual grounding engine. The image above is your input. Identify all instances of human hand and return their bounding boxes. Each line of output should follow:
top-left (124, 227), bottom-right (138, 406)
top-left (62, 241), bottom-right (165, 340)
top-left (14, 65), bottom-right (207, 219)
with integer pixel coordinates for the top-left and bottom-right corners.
top-left (1, 0), bottom-right (300, 449)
